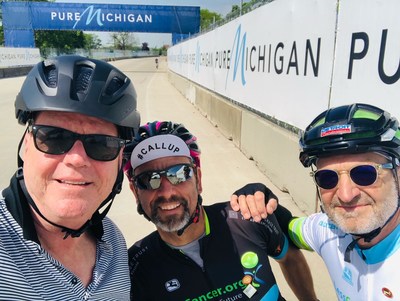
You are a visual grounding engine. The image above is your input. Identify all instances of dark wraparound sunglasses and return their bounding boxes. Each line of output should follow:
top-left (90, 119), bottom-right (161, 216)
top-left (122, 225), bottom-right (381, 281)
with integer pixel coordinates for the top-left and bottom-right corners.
top-left (311, 163), bottom-right (394, 190)
top-left (28, 124), bottom-right (125, 161)
top-left (134, 163), bottom-right (194, 190)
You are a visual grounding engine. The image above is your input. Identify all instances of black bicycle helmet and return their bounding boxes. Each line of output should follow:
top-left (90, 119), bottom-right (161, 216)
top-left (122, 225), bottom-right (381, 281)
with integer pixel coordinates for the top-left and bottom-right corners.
top-left (299, 103), bottom-right (400, 167)
top-left (15, 55), bottom-right (140, 139)
top-left (14, 55), bottom-right (141, 238)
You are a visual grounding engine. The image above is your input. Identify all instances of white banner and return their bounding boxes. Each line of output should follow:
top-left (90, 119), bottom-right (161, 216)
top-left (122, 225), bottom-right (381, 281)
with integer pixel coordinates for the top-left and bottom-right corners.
top-left (0, 47), bottom-right (41, 68)
top-left (168, 0), bottom-right (400, 129)
top-left (330, 0), bottom-right (400, 115)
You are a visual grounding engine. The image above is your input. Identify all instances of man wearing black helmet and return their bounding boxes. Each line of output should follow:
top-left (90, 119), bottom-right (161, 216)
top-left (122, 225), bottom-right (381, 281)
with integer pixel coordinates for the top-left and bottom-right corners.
top-left (0, 55), bottom-right (140, 300)
top-left (231, 103), bottom-right (400, 300)
top-left (124, 121), bottom-right (319, 301)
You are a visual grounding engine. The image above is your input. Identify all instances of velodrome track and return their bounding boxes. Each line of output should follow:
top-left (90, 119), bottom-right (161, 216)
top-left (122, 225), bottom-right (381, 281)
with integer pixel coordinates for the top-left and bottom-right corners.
top-left (0, 57), bottom-right (336, 300)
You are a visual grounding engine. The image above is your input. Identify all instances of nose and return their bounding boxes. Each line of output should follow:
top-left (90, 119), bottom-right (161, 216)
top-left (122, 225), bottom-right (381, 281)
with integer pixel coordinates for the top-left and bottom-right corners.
top-left (156, 176), bottom-right (175, 197)
top-left (63, 140), bottom-right (90, 167)
top-left (335, 172), bottom-right (361, 203)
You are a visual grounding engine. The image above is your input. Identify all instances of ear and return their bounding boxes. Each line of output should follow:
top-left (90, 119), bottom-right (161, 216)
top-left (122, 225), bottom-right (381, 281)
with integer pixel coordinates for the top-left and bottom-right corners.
top-left (128, 180), bottom-right (134, 191)
top-left (195, 167), bottom-right (203, 194)
top-left (23, 131), bottom-right (31, 157)
top-left (129, 181), bottom-right (139, 201)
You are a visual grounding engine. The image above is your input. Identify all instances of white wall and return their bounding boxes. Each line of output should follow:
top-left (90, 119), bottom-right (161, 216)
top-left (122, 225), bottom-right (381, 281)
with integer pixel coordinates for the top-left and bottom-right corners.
top-left (0, 48), bottom-right (41, 67)
top-left (167, 0), bottom-right (400, 212)
top-left (168, 0), bottom-right (400, 130)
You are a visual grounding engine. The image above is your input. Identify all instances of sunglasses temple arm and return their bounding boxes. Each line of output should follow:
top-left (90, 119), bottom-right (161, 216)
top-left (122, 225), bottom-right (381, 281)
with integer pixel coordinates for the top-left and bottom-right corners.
top-left (17, 127), bottom-right (29, 168)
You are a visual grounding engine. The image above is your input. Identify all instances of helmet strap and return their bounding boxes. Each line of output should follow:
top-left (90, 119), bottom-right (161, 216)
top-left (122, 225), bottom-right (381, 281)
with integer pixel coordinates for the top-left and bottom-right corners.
top-left (17, 127), bottom-right (29, 168)
top-left (177, 195), bottom-right (202, 236)
top-left (345, 203), bottom-right (399, 263)
top-left (344, 237), bottom-right (362, 262)
top-left (390, 157), bottom-right (400, 199)
top-left (137, 202), bottom-right (151, 221)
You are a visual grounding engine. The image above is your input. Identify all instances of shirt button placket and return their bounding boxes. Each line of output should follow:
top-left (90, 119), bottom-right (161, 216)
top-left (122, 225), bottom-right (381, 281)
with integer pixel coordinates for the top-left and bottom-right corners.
top-left (71, 277), bottom-right (78, 285)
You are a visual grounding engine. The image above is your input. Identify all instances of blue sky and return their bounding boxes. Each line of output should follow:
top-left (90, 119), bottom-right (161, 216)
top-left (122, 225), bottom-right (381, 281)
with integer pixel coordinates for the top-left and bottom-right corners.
top-left (56, 0), bottom-right (241, 47)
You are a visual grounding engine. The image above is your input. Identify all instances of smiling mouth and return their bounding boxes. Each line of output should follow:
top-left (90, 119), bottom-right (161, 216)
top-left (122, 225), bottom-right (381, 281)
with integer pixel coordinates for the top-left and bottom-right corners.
top-left (337, 204), bottom-right (369, 212)
top-left (159, 202), bottom-right (181, 211)
top-left (58, 180), bottom-right (90, 186)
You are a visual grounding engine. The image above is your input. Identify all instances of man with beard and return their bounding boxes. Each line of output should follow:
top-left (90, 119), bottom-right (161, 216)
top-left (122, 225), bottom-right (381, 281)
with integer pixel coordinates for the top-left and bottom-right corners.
top-left (231, 103), bottom-right (400, 300)
top-left (123, 121), bottom-right (319, 301)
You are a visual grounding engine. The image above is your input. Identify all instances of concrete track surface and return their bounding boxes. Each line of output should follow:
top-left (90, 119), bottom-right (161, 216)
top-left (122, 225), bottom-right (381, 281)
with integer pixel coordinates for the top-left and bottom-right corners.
top-left (0, 57), bottom-right (336, 300)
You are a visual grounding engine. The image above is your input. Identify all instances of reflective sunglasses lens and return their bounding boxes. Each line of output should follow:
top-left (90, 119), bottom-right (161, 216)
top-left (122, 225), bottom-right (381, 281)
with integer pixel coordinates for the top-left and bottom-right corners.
top-left (148, 174), bottom-right (162, 190)
top-left (84, 135), bottom-right (121, 161)
top-left (135, 164), bottom-right (193, 190)
top-left (314, 169), bottom-right (339, 189)
top-left (166, 164), bottom-right (193, 185)
top-left (350, 165), bottom-right (377, 186)
top-left (34, 126), bottom-right (74, 155)
top-left (135, 172), bottom-right (161, 190)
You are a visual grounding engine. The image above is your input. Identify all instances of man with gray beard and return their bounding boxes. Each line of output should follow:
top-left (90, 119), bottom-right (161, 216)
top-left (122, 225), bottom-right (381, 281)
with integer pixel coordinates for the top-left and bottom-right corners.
top-left (231, 103), bottom-right (400, 301)
top-left (123, 121), bottom-right (319, 301)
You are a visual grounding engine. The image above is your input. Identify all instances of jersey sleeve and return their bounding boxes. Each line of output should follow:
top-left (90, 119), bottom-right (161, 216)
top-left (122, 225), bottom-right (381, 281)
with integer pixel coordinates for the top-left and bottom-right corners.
top-left (288, 213), bottom-right (337, 255)
top-left (288, 217), bottom-right (314, 251)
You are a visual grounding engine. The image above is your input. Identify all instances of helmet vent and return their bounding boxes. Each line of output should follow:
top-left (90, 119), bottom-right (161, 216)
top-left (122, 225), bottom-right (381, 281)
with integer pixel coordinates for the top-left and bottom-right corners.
top-left (43, 64), bottom-right (57, 88)
top-left (105, 76), bottom-right (125, 96)
top-left (75, 66), bottom-right (94, 94)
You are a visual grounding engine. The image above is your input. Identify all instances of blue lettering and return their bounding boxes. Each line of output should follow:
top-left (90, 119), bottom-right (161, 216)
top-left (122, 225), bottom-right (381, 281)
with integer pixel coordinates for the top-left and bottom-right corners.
top-left (226, 24), bottom-right (247, 88)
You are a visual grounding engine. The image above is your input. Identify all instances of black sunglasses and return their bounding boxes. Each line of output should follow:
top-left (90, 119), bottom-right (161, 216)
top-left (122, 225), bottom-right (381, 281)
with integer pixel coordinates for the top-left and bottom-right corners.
top-left (134, 163), bottom-right (194, 190)
top-left (311, 163), bottom-right (394, 190)
top-left (28, 124), bottom-right (125, 161)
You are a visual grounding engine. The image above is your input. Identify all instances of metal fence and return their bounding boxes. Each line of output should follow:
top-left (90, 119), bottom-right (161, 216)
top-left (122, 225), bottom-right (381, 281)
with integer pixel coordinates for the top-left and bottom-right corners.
top-left (206, 0), bottom-right (274, 32)
top-left (175, 0), bottom-right (275, 44)
top-left (40, 48), bottom-right (160, 60)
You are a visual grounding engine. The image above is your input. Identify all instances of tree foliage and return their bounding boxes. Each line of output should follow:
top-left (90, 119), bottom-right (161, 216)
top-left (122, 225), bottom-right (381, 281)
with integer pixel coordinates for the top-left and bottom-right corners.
top-left (110, 32), bottom-right (138, 50)
top-left (35, 30), bottom-right (86, 54)
top-left (200, 9), bottom-right (222, 30)
top-left (0, 27), bottom-right (4, 46)
top-left (227, 1), bottom-right (260, 18)
top-left (84, 34), bottom-right (102, 50)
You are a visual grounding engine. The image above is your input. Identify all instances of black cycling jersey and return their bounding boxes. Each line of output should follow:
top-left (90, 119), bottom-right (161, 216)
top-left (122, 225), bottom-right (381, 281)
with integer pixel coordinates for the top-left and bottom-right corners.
top-left (128, 202), bottom-right (288, 301)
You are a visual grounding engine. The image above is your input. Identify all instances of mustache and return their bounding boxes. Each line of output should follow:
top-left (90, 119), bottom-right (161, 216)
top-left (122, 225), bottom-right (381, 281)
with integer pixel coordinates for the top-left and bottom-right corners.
top-left (330, 195), bottom-right (372, 207)
top-left (152, 195), bottom-right (189, 214)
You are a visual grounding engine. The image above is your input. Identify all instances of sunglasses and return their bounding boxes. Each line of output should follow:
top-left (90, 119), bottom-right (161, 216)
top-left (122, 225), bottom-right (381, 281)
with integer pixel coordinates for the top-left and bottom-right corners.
top-left (134, 163), bottom-right (194, 190)
top-left (311, 163), bottom-right (394, 190)
top-left (28, 124), bottom-right (125, 161)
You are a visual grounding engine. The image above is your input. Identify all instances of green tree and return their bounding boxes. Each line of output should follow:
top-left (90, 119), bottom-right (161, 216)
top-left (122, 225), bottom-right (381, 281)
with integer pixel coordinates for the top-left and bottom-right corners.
top-left (231, 4), bottom-right (240, 13)
top-left (200, 9), bottom-right (222, 30)
top-left (35, 30), bottom-right (85, 55)
top-left (84, 34), bottom-right (102, 50)
top-left (227, 1), bottom-right (262, 18)
top-left (110, 32), bottom-right (138, 50)
top-left (0, 26), bottom-right (4, 46)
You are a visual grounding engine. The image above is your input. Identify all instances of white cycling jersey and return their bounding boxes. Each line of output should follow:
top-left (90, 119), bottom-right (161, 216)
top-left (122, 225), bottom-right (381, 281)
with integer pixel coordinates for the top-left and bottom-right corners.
top-left (289, 213), bottom-right (400, 301)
